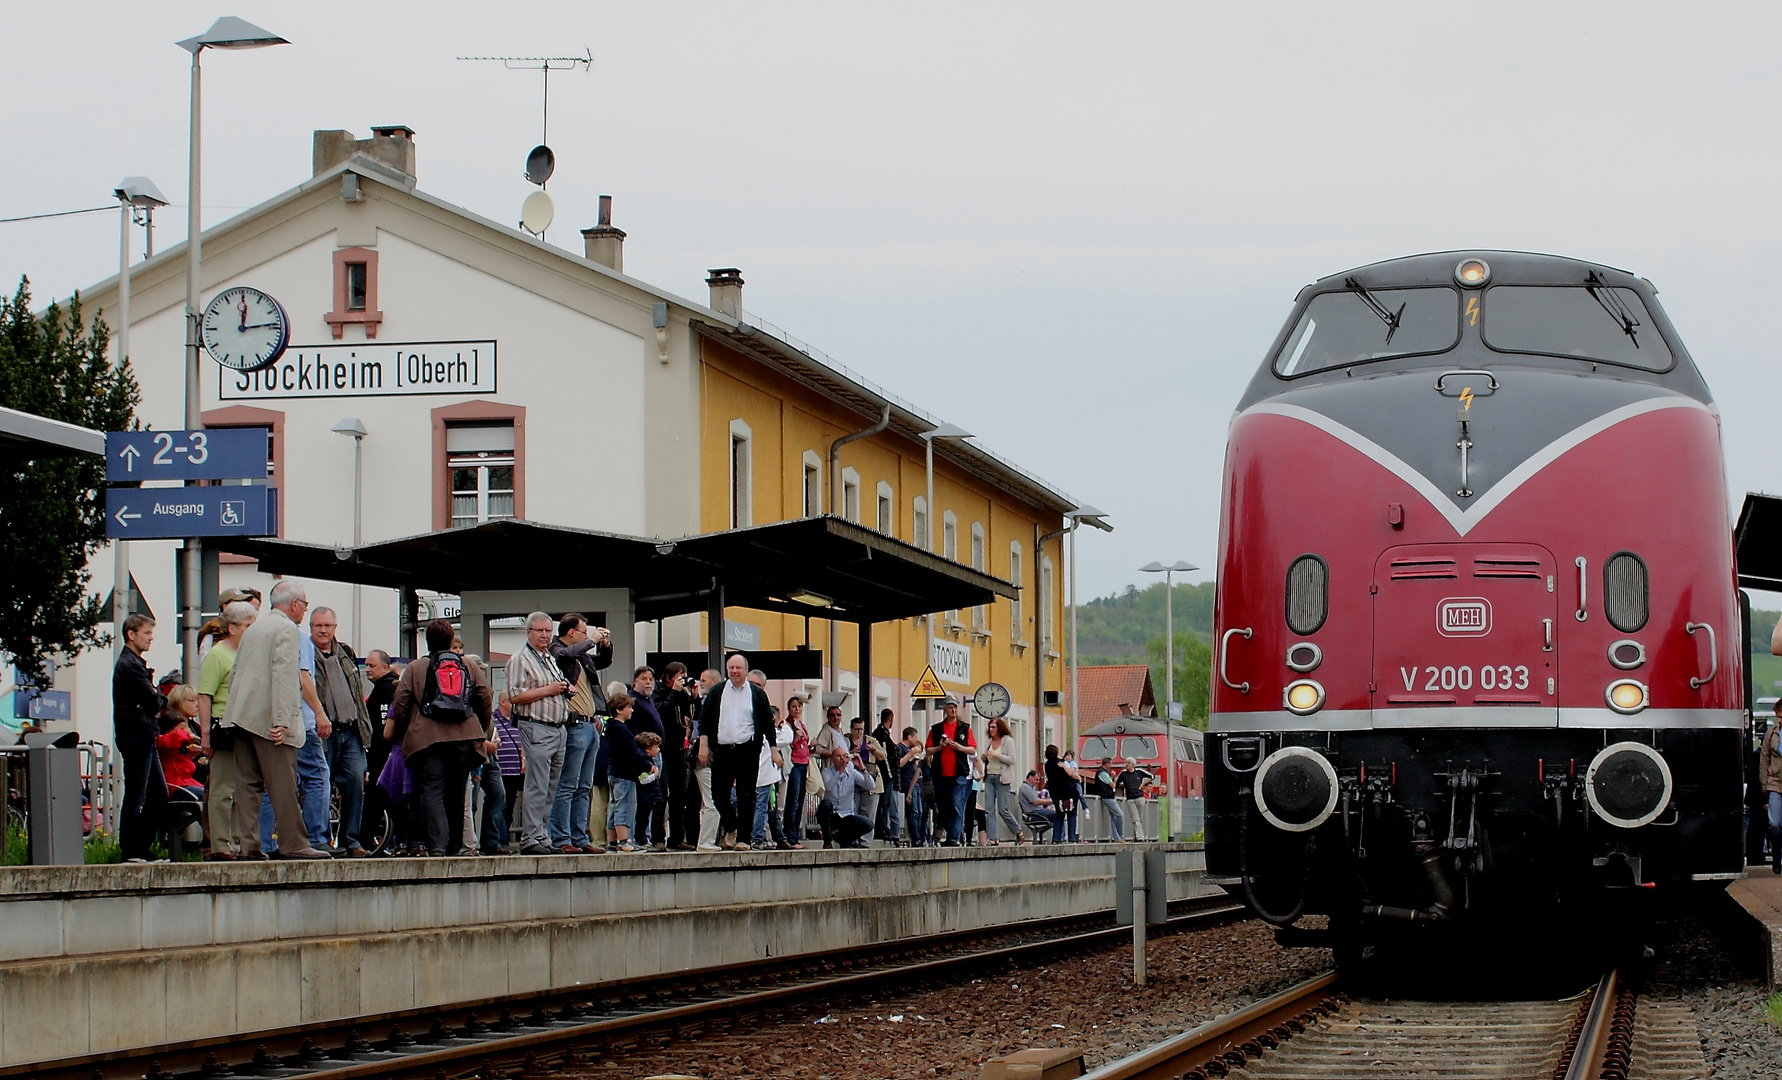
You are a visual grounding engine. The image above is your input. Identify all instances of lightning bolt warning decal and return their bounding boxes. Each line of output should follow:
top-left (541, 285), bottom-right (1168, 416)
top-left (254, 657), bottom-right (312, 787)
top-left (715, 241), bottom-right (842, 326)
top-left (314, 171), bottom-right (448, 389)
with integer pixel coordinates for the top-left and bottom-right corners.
top-left (1466, 296), bottom-right (1479, 326)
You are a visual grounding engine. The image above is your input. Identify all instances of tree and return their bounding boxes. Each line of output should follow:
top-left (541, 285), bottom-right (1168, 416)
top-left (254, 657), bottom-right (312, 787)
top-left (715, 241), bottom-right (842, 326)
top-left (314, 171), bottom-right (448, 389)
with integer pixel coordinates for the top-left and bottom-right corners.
top-left (0, 278), bottom-right (140, 687)
top-left (1145, 631), bottom-right (1213, 729)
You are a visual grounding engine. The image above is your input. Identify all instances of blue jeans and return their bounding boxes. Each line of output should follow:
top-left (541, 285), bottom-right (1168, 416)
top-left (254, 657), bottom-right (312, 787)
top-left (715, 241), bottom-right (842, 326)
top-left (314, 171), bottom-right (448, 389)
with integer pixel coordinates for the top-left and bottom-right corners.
top-left (477, 758), bottom-right (508, 851)
top-left (905, 782), bottom-right (928, 846)
top-left (324, 728), bottom-right (366, 850)
top-left (607, 776), bottom-right (638, 832)
top-left (260, 730), bottom-right (331, 853)
top-left (985, 776), bottom-right (1022, 841)
top-left (753, 784), bottom-right (788, 844)
top-left (550, 721), bottom-right (598, 847)
top-left (1768, 791), bottom-right (1782, 862)
top-left (876, 785), bottom-right (901, 841)
top-left (782, 762), bottom-right (808, 841)
top-left (1101, 796), bottom-right (1125, 841)
top-left (1052, 801), bottom-right (1079, 844)
top-left (934, 775), bottom-right (970, 844)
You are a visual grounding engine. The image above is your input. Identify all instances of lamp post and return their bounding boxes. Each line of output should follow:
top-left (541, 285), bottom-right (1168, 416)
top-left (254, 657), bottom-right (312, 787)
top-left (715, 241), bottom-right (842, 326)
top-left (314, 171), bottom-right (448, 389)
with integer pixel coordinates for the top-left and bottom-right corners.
top-left (921, 422), bottom-right (971, 713)
top-left (173, 16), bottom-right (287, 680)
top-left (1138, 560), bottom-right (1198, 721)
top-left (1064, 506), bottom-right (1111, 745)
top-left (111, 178), bottom-right (168, 658)
top-left (332, 418), bottom-right (367, 651)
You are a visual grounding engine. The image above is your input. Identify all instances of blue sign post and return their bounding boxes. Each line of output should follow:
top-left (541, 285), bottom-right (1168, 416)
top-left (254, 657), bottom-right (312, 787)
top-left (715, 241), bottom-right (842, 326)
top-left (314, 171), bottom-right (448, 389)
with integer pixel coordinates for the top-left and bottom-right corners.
top-left (105, 429), bottom-right (269, 483)
top-left (105, 486), bottom-right (277, 540)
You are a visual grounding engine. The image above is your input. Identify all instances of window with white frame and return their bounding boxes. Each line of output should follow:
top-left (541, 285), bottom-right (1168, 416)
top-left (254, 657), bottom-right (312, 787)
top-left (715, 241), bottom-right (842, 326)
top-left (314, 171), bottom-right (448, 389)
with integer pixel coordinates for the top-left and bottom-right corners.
top-left (448, 422), bottom-right (516, 527)
top-left (842, 467), bottom-right (861, 523)
top-left (1009, 541), bottom-right (1024, 643)
top-left (802, 450), bottom-right (822, 517)
top-left (876, 481), bottom-right (894, 536)
top-left (913, 497), bottom-right (929, 550)
top-left (971, 522), bottom-right (987, 632)
top-left (729, 419), bottom-right (752, 528)
top-left (1041, 555), bottom-right (1056, 649)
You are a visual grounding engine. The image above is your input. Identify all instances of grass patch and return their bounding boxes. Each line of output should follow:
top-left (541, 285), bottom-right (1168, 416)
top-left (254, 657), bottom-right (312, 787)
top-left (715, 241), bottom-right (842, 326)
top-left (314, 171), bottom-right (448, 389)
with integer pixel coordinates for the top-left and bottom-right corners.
top-left (1762, 993), bottom-right (1782, 1030)
top-left (83, 828), bottom-right (120, 864)
top-left (3, 815), bottom-right (27, 866)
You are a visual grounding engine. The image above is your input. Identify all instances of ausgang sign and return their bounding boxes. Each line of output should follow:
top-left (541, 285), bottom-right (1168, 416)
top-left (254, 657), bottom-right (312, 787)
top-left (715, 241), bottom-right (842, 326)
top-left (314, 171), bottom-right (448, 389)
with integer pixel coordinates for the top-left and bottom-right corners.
top-left (218, 340), bottom-right (497, 400)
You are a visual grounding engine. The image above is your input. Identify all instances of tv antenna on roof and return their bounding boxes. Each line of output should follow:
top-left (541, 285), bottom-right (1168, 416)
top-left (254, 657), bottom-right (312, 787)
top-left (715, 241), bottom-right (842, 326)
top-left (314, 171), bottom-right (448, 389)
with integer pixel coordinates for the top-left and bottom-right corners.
top-left (458, 48), bottom-right (592, 237)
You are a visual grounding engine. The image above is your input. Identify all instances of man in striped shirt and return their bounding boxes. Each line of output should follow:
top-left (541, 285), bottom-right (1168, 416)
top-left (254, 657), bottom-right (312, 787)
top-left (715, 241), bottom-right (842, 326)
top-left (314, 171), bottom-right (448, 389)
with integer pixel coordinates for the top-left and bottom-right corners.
top-left (506, 612), bottom-right (570, 855)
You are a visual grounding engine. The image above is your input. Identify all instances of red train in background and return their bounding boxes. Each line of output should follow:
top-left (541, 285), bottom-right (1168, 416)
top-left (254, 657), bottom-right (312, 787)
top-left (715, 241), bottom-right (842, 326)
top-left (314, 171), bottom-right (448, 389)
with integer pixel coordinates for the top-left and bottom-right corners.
top-left (1203, 251), bottom-right (1749, 955)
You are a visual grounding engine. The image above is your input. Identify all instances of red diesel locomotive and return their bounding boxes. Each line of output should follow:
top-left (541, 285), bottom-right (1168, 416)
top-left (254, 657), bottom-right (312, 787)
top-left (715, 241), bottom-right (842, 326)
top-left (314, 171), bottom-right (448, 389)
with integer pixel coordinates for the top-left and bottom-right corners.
top-left (1204, 251), bottom-right (1747, 947)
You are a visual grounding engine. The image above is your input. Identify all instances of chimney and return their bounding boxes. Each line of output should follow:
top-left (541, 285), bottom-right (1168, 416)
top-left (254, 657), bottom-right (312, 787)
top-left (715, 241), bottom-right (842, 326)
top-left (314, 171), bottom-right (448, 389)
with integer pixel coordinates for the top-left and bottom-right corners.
top-left (312, 125), bottom-right (417, 180)
top-left (706, 267), bottom-right (744, 318)
top-left (580, 195), bottom-right (626, 272)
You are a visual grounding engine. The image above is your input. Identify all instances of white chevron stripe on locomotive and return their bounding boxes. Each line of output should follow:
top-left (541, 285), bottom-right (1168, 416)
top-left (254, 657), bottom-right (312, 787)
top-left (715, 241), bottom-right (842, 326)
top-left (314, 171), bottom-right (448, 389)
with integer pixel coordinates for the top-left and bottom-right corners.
top-left (1240, 396), bottom-right (1712, 538)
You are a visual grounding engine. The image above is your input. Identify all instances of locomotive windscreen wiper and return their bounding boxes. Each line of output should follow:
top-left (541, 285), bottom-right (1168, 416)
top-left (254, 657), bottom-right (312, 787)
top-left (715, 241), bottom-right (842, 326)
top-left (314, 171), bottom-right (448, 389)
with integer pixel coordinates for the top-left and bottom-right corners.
top-left (1344, 276), bottom-right (1405, 345)
top-left (1584, 270), bottom-right (1642, 349)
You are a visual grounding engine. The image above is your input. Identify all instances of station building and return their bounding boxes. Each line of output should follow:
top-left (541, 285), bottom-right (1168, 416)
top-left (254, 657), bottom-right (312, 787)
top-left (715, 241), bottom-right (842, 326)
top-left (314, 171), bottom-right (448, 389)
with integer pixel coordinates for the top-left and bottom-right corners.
top-left (57, 126), bottom-right (1079, 774)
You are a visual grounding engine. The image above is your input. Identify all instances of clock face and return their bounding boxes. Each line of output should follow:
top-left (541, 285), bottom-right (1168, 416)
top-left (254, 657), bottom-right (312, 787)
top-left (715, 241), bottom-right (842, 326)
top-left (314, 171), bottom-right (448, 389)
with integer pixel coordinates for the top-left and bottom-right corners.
top-left (201, 287), bottom-right (289, 372)
top-left (973, 681), bottom-right (1011, 719)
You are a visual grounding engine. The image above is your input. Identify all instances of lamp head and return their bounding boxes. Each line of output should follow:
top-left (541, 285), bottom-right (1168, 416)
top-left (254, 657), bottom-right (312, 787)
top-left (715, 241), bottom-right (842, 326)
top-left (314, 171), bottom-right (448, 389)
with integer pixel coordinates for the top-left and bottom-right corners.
top-left (1166, 561), bottom-right (1198, 573)
top-left (330, 418), bottom-right (367, 439)
top-left (1138, 561), bottom-right (1166, 574)
top-left (1068, 504), bottom-right (1113, 533)
top-left (177, 17), bottom-right (288, 54)
top-left (920, 422), bottom-right (972, 442)
top-left (114, 177), bottom-right (169, 208)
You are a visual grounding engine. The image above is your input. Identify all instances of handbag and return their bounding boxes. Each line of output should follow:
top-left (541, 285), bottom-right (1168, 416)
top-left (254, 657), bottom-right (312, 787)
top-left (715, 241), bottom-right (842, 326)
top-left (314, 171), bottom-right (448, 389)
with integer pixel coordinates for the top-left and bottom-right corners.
top-left (806, 758), bottom-right (826, 798)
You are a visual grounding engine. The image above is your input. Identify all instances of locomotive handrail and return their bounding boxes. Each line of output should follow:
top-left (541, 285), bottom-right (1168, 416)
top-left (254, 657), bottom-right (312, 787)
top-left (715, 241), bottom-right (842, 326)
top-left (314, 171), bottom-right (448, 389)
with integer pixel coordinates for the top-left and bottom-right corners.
top-left (1434, 370), bottom-right (1500, 394)
top-left (1574, 556), bottom-right (1589, 622)
top-left (1220, 627), bottom-right (1253, 693)
top-left (1686, 622), bottom-right (1717, 688)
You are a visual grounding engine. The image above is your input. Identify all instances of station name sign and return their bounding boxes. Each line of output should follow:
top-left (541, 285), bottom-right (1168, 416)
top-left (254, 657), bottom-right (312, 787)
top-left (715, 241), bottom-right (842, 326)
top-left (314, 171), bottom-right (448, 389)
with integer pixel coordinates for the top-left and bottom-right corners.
top-left (219, 340), bottom-right (497, 400)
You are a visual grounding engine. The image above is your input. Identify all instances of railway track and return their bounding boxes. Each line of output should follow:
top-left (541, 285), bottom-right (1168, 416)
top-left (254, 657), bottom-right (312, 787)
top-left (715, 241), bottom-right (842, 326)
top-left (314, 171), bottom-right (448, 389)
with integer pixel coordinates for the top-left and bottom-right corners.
top-left (1081, 965), bottom-right (1709, 1080)
top-left (18, 897), bottom-right (1243, 1080)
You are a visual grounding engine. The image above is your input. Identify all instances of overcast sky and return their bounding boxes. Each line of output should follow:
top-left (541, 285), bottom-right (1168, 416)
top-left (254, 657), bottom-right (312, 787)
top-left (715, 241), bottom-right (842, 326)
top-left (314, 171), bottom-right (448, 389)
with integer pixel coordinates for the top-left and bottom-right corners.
top-left (4, 3), bottom-right (1780, 603)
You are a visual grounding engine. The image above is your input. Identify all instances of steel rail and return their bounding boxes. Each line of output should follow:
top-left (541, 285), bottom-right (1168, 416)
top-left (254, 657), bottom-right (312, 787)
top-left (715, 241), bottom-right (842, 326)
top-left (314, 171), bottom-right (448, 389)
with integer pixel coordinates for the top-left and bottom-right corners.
top-left (19, 898), bottom-right (1244, 1080)
top-left (1560, 968), bottom-right (1624, 1080)
top-left (1078, 971), bottom-right (1342, 1080)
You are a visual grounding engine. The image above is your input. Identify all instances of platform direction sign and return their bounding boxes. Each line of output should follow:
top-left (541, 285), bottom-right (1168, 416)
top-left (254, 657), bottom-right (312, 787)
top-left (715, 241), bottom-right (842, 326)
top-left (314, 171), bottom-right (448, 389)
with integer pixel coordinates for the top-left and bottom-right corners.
top-left (105, 428), bottom-right (269, 482)
top-left (105, 486), bottom-right (276, 540)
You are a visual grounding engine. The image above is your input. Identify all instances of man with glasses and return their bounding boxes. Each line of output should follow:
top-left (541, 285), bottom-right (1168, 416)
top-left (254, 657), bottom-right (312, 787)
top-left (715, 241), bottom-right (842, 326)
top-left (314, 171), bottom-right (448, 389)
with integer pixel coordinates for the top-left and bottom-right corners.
top-left (507, 612), bottom-right (571, 855)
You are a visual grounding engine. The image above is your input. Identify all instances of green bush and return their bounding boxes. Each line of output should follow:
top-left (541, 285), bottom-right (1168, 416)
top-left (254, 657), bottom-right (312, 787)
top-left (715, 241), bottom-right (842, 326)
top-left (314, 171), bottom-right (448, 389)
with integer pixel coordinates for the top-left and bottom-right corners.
top-left (3, 814), bottom-right (27, 866)
top-left (83, 828), bottom-right (120, 864)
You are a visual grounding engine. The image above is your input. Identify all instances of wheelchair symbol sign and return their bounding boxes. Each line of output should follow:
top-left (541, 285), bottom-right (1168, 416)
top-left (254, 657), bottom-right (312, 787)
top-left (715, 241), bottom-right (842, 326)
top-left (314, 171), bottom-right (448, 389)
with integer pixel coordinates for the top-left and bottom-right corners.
top-left (219, 500), bottom-right (245, 527)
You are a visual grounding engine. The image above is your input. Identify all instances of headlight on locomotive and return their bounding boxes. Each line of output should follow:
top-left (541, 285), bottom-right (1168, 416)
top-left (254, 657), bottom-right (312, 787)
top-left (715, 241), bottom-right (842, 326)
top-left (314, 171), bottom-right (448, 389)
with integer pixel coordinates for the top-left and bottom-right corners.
top-left (1283, 679), bottom-right (1325, 715)
top-left (1605, 678), bottom-right (1648, 715)
top-left (1252, 746), bottom-right (1339, 833)
top-left (1584, 741), bottom-right (1673, 828)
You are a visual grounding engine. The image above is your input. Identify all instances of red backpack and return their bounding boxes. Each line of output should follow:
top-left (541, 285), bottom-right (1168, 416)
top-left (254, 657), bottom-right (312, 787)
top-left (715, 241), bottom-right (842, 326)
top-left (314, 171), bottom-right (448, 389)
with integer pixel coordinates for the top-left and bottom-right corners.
top-left (421, 650), bottom-right (473, 722)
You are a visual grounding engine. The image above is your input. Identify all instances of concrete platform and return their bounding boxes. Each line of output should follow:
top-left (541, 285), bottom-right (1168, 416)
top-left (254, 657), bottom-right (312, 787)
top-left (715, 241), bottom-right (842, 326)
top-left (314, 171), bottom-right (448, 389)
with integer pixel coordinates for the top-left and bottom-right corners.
top-left (1727, 865), bottom-right (1782, 990)
top-left (0, 843), bottom-right (1213, 1067)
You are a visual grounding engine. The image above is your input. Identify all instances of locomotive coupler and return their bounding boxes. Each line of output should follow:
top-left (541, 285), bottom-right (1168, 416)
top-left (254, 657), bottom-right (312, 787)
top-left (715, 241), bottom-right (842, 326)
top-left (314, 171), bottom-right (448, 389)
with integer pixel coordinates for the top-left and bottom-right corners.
top-left (1538, 757), bottom-right (1580, 831)
top-left (1340, 764), bottom-right (1398, 860)
top-left (1434, 763), bottom-right (1498, 877)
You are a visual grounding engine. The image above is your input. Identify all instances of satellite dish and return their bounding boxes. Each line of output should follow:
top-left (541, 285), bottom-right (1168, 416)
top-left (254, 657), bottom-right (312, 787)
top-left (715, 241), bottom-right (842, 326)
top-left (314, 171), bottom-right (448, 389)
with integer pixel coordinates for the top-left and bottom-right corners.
top-left (524, 144), bottom-right (555, 186)
top-left (520, 190), bottom-right (555, 234)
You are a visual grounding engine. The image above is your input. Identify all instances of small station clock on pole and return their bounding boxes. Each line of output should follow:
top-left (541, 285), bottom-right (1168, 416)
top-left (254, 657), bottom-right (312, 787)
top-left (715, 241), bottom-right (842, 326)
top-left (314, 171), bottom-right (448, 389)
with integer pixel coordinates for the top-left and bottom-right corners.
top-left (201, 286), bottom-right (290, 372)
top-left (973, 681), bottom-right (1011, 719)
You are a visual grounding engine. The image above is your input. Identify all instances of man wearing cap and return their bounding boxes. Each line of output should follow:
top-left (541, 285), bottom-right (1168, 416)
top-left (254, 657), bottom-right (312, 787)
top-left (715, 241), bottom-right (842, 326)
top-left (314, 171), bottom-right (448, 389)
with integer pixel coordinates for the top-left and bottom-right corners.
top-left (925, 696), bottom-right (977, 846)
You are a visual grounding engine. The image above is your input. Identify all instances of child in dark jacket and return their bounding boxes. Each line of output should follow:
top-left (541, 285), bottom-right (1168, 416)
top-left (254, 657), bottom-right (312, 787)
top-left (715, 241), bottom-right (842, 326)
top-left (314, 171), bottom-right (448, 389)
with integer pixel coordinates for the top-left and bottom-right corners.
top-left (633, 730), bottom-right (664, 851)
top-left (604, 693), bottom-right (648, 852)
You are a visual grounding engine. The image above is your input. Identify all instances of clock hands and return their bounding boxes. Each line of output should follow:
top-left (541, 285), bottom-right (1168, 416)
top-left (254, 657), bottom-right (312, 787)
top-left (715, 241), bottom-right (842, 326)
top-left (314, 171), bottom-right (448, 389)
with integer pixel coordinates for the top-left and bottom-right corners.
top-left (237, 295), bottom-right (249, 332)
top-left (240, 322), bottom-right (282, 330)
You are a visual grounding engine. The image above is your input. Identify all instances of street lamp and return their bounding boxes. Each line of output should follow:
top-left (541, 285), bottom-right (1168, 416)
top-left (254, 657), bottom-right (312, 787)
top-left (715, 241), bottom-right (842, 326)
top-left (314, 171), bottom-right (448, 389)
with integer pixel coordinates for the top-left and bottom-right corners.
top-left (173, 16), bottom-right (287, 680)
top-left (111, 178), bottom-right (168, 657)
top-left (332, 418), bottom-right (367, 651)
top-left (921, 422), bottom-right (972, 714)
top-left (1139, 560), bottom-right (1198, 722)
top-left (1065, 506), bottom-right (1112, 745)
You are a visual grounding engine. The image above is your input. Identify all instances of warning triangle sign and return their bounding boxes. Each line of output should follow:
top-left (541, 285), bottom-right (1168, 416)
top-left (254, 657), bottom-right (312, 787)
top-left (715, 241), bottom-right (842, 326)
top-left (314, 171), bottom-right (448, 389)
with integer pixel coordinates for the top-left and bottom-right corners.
top-left (910, 664), bottom-right (948, 699)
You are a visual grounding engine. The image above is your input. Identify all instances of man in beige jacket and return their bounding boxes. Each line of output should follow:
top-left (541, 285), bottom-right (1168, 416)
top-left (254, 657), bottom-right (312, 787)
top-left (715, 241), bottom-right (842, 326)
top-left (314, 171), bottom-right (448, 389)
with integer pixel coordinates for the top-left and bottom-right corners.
top-left (228, 580), bottom-right (329, 859)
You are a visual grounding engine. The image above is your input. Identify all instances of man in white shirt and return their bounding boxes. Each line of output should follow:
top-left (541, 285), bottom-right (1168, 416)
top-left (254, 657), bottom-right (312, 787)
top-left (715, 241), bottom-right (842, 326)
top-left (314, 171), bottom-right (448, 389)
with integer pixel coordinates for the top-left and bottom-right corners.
top-left (697, 653), bottom-right (774, 850)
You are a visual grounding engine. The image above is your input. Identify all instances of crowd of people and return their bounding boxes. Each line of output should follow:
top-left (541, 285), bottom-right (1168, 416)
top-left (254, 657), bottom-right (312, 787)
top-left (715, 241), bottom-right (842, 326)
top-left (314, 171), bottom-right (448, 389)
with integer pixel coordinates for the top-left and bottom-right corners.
top-left (110, 595), bottom-right (1160, 860)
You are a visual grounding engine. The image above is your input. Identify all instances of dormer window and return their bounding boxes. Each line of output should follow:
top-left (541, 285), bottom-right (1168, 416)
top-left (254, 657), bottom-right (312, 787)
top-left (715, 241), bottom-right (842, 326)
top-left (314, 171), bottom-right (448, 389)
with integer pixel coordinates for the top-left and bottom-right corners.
top-left (326, 246), bottom-right (383, 338)
top-left (346, 261), bottom-right (368, 311)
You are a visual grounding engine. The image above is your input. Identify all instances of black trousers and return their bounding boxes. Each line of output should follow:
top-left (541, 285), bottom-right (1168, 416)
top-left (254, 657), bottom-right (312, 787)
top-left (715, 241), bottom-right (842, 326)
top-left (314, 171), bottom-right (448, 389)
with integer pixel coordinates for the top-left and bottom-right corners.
top-left (819, 802), bottom-right (873, 847)
top-left (659, 746), bottom-right (688, 846)
top-left (118, 737), bottom-right (167, 861)
top-left (410, 740), bottom-right (477, 855)
top-left (710, 739), bottom-right (761, 840)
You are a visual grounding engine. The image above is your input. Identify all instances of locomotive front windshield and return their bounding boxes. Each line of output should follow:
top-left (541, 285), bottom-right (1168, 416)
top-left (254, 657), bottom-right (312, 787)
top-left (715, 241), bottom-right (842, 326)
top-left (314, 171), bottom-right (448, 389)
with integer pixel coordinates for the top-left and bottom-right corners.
top-left (1274, 286), bottom-right (1459, 376)
top-left (1482, 285), bottom-right (1673, 371)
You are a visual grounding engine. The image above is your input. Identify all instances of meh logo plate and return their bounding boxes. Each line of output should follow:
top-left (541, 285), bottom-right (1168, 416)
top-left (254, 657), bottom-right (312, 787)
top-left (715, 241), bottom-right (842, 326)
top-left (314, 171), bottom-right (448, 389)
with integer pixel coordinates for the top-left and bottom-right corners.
top-left (1437, 597), bottom-right (1492, 637)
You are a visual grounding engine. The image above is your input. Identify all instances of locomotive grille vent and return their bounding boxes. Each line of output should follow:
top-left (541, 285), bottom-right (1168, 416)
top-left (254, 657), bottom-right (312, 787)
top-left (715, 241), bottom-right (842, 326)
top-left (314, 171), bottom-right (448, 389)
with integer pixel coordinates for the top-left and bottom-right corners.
top-left (1285, 554), bottom-right (1329, 635)
top-left (1389, 557), bottom-right (1457, 580)
top-left (1604, 552), bottom-right (1649, 633)
top-left (1473, 558), bottom-right (1543, 579)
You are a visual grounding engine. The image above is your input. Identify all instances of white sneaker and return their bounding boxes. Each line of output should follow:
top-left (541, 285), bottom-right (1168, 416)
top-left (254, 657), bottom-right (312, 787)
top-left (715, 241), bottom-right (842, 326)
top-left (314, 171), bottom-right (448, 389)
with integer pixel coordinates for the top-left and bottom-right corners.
top-left (696, 844), bottom-right (722, 852)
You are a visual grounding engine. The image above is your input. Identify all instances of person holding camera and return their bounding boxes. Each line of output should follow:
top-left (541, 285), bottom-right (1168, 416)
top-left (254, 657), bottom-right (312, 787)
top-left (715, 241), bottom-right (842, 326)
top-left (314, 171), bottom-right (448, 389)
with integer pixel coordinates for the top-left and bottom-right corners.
top-left (507, 612), bottom-right (574, 855)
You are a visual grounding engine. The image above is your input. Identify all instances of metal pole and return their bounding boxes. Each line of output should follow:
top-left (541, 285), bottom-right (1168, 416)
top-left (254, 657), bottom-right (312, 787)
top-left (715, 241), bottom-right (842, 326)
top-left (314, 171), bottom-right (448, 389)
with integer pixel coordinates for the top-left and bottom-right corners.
top-left (1132, 847), bottom-right (1147, 985)
top-left (1068, 520), bottom-right (1079, 746)
top-left (926, 435), bottom-right (935, 693)
top-left (1164, 568), bottom-right (1174, 715)
top-left (351, 433), bottom-right (363, 652)
top-left (112, 201), bottom-right (131, 659)
top-left (180, 46), bottom-right (204, 681)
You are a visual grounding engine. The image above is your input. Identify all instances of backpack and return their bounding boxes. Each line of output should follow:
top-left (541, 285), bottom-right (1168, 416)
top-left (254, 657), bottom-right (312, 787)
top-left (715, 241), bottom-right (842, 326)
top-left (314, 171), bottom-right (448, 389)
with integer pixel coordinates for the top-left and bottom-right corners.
top-left (420, 650), bottom-right (473, 722)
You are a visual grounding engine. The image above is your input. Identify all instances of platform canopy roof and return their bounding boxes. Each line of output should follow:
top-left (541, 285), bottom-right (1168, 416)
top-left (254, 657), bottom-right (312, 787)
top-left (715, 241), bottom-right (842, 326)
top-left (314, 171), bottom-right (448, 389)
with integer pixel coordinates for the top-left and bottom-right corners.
top-left (212, 514), bottom-right (1017, 623)
top-left (1736, 492), bottom-right (1782, 592)
top-left (0, 405), bottom-right (103, 461)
